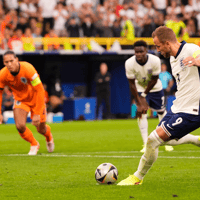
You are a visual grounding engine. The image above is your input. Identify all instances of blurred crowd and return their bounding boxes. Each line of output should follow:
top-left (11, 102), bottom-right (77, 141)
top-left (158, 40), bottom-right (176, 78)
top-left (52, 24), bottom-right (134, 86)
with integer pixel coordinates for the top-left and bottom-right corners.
top-left (0, 0), bottom-right (200, 50)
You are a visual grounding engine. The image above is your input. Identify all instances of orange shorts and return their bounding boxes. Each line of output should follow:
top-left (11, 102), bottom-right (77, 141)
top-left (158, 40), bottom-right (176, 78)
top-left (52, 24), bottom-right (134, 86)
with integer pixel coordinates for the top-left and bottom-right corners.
top-left (13, 99), bottom-right (47, 123)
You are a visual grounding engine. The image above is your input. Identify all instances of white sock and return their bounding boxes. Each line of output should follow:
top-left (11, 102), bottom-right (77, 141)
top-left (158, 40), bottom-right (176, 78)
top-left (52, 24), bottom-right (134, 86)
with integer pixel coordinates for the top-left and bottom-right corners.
top-left (157, 110), bottom-right (167, 122)
top-left (134, 130), bottom-right (164, 180)
top-left (164, 134), bottom-right (200, 147)
top-left (137, 114), bottom-right (148, 145)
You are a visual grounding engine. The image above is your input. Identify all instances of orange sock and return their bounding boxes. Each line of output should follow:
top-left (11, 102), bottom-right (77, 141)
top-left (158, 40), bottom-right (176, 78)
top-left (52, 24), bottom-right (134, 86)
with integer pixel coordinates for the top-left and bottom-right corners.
top-left (19, 127), bottom-right (38, 146)
top-left (44, 124), bottom-right (52, 142)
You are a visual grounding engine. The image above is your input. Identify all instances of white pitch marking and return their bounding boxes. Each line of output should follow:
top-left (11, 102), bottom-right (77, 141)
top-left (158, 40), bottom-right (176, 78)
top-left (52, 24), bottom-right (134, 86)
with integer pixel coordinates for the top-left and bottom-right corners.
top-left (1, 154), bottom-right (200, 159)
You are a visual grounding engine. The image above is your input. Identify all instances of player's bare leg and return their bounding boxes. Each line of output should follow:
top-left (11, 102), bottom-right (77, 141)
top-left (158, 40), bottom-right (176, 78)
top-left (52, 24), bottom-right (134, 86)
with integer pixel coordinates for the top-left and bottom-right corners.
top-left (14, 108), bottom-right (39, 155)
top-left (37, 122), bottom-right (54, 153)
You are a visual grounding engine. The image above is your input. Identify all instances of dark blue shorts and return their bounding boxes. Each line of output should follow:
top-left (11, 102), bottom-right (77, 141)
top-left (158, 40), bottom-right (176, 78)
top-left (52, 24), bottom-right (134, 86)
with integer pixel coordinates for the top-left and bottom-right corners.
top-left (158, 109), bottom-right (200, 139)
top-left (140, 90), bottom-right (165, 112)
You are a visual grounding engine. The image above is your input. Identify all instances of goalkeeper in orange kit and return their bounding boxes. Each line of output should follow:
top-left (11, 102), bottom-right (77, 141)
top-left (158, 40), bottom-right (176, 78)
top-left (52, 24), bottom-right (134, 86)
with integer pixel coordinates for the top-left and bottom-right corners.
top-left (0, 51), bottom-right (54, 155)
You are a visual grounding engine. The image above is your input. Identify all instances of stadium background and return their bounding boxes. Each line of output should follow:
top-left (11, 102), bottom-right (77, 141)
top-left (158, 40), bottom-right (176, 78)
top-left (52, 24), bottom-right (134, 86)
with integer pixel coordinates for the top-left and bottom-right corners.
top-left (1, 0), bottom-right (200, 120)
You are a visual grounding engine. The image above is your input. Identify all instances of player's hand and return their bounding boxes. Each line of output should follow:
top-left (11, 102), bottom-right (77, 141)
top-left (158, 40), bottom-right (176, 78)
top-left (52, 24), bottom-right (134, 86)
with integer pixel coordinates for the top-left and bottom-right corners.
top-left (0, 114), bottom-right (3, 124)
top-left (136, 97), bottom-right (149, 118)
top-left (32, 114), bottom-right (40, 127)
top-left (182, 56), bottom-right (196, 67)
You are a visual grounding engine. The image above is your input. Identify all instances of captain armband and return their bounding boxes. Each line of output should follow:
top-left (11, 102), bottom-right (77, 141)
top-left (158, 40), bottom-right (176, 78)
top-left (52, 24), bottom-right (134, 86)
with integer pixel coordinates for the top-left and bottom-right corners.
top-left (192, 50), bottom-right (200, 58)
top-left (31, 77), bottom-right (41, 86)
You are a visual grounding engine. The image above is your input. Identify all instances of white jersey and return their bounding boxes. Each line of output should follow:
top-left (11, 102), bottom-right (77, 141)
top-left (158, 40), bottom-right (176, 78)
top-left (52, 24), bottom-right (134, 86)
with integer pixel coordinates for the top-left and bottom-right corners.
top-left (125, 53), bottom-right (163, 93)
top-left (170, 41), bottom-right (200, 115)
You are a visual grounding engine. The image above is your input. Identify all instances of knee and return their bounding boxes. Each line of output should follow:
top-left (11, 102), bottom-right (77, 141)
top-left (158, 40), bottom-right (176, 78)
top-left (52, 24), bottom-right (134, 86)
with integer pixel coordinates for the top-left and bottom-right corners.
top-left (37, 125), bottom-right (46, 135)
top-left (147, 130), bottom-right (163, 149)
top-left (16, 122), bottom-right (26, 133)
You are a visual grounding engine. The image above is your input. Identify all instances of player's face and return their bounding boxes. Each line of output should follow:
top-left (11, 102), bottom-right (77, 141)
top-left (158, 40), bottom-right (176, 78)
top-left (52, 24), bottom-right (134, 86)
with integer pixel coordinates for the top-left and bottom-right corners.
top-left (153, 36), bottom-right (171, 58)
top-left (3, 54), bottom-right (19, 73)
top-left (134, 46), bottom-right (147, 63)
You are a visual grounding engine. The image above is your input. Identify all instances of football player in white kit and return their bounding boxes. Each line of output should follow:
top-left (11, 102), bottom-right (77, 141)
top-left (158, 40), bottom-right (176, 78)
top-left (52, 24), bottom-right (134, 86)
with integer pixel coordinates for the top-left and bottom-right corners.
top-left (125, 40), bottom-right (173, 152)
top-left (118, 26), bottom-right (200, 186)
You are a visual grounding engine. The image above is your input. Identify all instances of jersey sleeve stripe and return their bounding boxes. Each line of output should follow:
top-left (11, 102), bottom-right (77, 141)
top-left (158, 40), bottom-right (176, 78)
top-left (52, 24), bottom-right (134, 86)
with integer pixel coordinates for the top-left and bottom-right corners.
top-left (31, 77), bottom-right (41, 86)
top-left (31, 73), bottom-right (38, 80)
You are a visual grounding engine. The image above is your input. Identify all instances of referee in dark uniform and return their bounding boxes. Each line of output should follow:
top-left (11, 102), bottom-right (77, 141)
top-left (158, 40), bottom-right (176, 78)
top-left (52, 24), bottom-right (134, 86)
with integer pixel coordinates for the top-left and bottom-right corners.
top-left (95, 63), bottom-right (111, 119)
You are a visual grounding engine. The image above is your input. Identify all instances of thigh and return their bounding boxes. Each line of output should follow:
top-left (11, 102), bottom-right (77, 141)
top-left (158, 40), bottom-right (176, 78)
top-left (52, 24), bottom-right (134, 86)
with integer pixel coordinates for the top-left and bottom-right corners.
top-left (158, 110), bottom-right (200, 139)
top-left (13, 101), bottom-right (30, 125)
top-left (31, 105), bottom-right (47, 123)
top-left (147, 90), bottom-right (165, 112)
top-left (13, 108), bottom-right (28, 127)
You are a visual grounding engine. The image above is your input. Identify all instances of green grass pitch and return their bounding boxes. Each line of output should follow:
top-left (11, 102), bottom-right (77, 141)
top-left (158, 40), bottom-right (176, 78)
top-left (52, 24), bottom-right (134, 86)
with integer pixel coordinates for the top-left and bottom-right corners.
top-left (0, 119), bottom-right (200, 200)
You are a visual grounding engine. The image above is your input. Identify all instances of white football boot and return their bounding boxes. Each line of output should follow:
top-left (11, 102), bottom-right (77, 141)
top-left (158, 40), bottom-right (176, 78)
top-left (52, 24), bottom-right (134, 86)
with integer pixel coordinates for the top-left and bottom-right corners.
top-left (28, 142), bottom-right (40, 155)
top-left (46, 139), bottom-right (54, 153)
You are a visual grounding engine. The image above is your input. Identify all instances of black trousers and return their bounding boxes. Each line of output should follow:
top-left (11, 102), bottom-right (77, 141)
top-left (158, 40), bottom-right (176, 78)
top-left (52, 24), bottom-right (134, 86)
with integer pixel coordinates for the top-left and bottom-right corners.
top-left (96, 91), bottom-right (111, 119)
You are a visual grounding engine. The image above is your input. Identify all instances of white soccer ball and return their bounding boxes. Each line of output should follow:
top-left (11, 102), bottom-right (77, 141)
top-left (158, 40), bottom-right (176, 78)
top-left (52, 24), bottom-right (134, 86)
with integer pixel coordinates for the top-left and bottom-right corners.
top-left (95, 163), bottom-right (118, 184)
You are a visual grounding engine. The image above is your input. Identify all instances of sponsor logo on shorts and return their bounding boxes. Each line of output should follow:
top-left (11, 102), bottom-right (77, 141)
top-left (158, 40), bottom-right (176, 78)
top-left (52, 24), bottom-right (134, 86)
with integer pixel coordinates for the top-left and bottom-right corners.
top-left (166, 124), bottom-right (174, 130)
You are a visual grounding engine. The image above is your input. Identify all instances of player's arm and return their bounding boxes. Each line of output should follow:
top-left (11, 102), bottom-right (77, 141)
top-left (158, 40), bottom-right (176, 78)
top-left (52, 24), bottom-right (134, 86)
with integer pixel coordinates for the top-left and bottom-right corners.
top-left (182, 50), bottom-right (200, 67)
top-left (31, 75), bottom-right (45, 126)
top-left (143, 75), bottom-right (159, 95)
top-left (128, 79), bottom-right (148, 118)
top-left (0, 88), bottom-right (3, 124)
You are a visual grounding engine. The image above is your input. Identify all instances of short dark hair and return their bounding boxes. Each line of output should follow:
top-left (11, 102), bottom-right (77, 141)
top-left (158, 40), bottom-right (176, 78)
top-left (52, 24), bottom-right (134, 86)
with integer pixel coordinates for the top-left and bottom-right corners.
top-left (3, 51), bottom-right (16, 58)
top-left (152, 26), bottom-right (177, 43)
top-left (133, 40), bottom-right (148, 48)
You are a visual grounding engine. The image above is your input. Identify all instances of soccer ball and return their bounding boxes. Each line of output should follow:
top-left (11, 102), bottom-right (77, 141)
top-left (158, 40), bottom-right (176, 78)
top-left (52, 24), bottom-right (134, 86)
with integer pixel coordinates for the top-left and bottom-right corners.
top-left (95, 163), bottom-right (118, 184)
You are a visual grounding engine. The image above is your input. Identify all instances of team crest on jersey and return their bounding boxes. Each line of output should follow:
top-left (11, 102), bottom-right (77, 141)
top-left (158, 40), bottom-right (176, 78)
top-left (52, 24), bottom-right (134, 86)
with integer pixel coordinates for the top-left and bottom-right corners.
top-left (21, 77), bottom-right (27, 84)
top-left (180, 58), bottom-right (187, 71)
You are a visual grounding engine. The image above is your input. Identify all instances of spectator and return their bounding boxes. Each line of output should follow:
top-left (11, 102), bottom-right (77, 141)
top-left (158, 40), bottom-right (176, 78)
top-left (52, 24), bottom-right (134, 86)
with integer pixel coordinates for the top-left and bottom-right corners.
top-left (81, 15), bottom-right (96, 37)
top-left (141, 15), bottom-right (155, 37)
top-left (44, 29), bottom-right (60, 50)
top-left (1, 26), bottom-right (12, 50)
top-left (165, 14), bottom-right (189, 41)
top-left (38, 0), bottom-right (57, 36)
top-left (32, 26), bottom-right (43, 50)
top-left (186, 18), bottom-right (199, 37)
top-left (4, 0), bottom-right (18, 11)
top-left (152, 0), bottom-right (167, 16)
top-left (120, 11), bottom-right (135, 41)
top-left (66, 17), bottom-right (82, 37)
top-left (16, 15), bottom-right (29, 33)
top-left (94, 6), bottom-right (106, 36)
top-left (112, 19), bottom-right (122, 37)
top-left (8, 28), bottom-right (23, 51)
top-left (159, 63), bottom-right (174, 101)
top-left (22, 27), bottom-right (36, 51)
top-left (143, 0), bottom-right (156, 18)
top-left (100, 19), bottom-right (113, 37)
top-left (166, 0), bottom-right (181, 16)
top-left (19, 0), bottom-right (38, 18)
top-left (154, 10), bottom-right (165, 28)
top-left (29, 17), bottom-right (39, 33)
top-left (1, 9), bottom-right (18, 34)
top-left (53, 2), bottom-right (69, 37)
top-left (95, 62), bottom-right (111, 120)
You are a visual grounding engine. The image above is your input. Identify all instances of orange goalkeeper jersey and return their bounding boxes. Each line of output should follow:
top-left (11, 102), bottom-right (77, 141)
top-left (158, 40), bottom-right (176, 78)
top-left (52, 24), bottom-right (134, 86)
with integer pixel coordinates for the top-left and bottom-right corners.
top-left (0, 61), bottom-right (44, 103)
